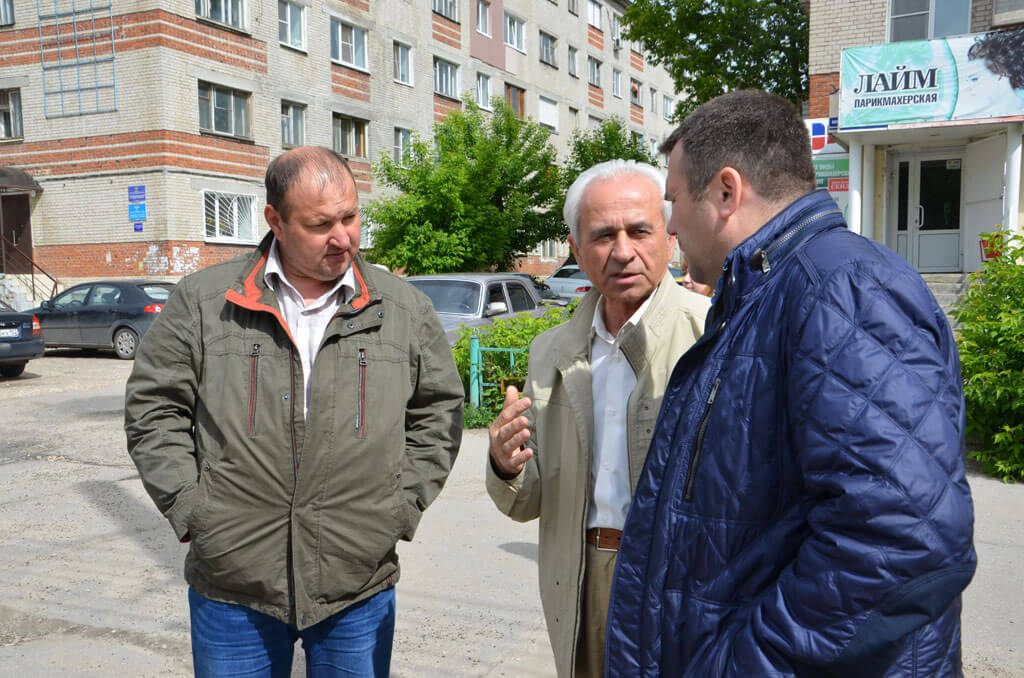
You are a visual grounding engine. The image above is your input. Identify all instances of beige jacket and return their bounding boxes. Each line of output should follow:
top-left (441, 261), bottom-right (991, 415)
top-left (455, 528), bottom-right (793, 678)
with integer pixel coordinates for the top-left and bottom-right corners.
top-left (486, 272), bottom-right (709, 676)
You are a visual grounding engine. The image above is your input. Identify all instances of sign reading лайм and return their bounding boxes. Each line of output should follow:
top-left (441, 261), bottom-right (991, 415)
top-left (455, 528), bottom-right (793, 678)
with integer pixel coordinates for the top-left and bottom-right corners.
top-left (840, 27), bottom-right (1024, 130)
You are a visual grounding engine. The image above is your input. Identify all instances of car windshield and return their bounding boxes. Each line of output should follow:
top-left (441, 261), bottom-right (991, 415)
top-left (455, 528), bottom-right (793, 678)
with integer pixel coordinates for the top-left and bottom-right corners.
top-left (409, 280), bottom-right (481, 315)
top-left (138, 284), bottom-right (174, 302)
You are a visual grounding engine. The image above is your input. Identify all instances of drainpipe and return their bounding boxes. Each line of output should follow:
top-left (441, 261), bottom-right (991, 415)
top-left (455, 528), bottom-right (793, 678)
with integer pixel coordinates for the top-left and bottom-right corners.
top-left (849, 137), bottom-right (863, 235)
top-left (1005, 123), bottom-right (1022, 234)
top-left (862, 144), bottom-right (875, 241)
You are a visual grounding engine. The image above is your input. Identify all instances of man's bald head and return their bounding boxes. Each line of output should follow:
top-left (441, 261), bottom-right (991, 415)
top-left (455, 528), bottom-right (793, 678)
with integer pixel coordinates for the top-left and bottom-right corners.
top-left (265, 146), bottom-right (356, 221)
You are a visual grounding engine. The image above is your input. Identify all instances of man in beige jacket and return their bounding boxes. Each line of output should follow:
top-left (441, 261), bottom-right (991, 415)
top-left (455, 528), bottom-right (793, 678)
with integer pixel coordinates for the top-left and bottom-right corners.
top-left (486, 159), bottom-right (709, 677)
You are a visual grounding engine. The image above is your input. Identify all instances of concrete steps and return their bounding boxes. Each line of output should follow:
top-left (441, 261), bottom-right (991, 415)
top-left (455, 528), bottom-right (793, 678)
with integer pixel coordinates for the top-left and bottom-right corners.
top-left (920, 273), bottom-right (971, 328)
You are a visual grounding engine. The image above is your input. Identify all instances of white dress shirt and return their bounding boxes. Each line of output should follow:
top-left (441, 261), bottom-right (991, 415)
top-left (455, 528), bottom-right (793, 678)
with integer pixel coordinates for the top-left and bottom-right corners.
top-left (587, 293), bottom-right (654, 530)
top-left (264, 239), bottom-right (356, 419)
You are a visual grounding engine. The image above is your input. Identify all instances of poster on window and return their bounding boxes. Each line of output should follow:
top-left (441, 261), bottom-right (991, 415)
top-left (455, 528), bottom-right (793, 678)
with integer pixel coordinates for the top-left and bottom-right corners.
top-left (839, 27), bottom-right (1024, 130)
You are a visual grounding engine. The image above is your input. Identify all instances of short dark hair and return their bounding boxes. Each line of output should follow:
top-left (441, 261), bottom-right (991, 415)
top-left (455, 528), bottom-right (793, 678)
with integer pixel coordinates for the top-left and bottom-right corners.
top-left (659, 90), bottom-right (816, 202)
top-left (265, 146), bottom-right (355, 221)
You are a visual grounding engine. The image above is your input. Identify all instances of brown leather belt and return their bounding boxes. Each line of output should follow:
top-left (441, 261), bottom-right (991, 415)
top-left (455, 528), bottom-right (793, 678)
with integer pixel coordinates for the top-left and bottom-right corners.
top-left (585, 527), bottom-right (622, 551)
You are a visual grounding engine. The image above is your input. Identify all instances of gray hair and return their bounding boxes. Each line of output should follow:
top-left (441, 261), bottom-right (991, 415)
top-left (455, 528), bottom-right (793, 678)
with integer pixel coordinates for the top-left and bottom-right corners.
top-left (563, 159), bottom-right (670, 242)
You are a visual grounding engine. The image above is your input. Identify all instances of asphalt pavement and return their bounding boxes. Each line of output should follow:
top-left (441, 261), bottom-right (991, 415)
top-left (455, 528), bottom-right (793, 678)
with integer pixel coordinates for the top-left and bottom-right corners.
top-left (0, 353), bottom-right (1020, 676)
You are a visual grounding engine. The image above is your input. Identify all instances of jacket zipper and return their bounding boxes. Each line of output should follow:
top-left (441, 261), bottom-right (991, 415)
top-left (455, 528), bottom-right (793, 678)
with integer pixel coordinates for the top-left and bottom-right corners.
top-left (684, 377), bottom-right (721, 502)
top-left (289, 345), bottom-right (298, 481)
top-left (356, 348), bottom-right (367, 439)
top-left (752, 209), bottom-right (842, 274)
top-left (248, 343), bottom-right (261, 437)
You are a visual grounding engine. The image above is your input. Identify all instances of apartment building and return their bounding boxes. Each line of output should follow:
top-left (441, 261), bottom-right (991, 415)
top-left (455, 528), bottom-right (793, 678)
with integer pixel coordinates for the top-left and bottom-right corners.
top-left (809, 0), bottom-right (1023, 275)
top-left (0, 0), bottom-right (680, 287)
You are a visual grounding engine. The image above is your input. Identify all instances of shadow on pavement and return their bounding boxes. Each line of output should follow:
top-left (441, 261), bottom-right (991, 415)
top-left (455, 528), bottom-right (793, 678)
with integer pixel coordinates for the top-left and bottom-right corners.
top-left (499, 541), bottom-right (539, 563)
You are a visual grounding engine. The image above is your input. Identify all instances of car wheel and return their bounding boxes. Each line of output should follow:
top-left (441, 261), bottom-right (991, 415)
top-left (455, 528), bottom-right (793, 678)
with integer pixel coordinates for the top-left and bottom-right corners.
top-left (113, 328), bottom-right (139, 360)
top-left (0, 362), bottom-right (26, 378)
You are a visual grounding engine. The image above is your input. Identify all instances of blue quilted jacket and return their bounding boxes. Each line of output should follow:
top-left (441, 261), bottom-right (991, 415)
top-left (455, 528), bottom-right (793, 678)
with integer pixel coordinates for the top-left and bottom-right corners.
top-left (605, 190), bottom-right (976, 677)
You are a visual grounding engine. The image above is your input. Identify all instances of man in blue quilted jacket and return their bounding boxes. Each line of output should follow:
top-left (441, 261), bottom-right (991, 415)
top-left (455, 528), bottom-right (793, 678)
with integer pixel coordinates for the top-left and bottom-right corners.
top-left (605, 89), bottom-right (977, 677)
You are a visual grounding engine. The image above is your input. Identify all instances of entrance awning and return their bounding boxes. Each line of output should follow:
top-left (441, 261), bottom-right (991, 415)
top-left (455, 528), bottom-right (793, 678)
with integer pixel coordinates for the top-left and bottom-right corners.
top-left (0, 166), bottom-right (43, 194)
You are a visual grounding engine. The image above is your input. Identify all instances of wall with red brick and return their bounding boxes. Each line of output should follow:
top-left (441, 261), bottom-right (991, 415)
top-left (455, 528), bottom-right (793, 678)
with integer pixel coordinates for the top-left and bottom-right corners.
top-left (809, 72), bottom-right (840, 118)
top-left (34, 240), bottom-right (256, 280)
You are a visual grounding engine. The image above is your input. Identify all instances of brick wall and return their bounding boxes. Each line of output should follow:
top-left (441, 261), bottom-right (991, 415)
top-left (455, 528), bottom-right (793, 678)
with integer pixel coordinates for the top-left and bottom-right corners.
top-left (808, 0), bottom-right (886, 74)
top-left (809, 72), bottom-right (840, 117)
top-left (34, 240), bottom-right (255, 280)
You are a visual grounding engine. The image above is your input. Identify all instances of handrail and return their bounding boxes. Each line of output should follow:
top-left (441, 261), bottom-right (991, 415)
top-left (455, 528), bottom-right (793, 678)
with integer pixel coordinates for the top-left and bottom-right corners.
top-left (0, 235), bottom-right (59, 302)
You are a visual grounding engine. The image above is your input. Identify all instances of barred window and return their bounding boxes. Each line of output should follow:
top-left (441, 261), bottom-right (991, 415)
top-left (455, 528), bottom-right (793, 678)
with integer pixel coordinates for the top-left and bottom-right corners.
top-left (204, 192), bottom-right (257, 242)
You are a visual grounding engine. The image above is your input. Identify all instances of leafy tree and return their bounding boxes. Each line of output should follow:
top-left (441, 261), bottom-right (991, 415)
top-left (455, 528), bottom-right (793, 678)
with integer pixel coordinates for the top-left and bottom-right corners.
top-left (622, 0), bottom-right (808, 118)
top-left (363, 97), bottom-right (562, 274)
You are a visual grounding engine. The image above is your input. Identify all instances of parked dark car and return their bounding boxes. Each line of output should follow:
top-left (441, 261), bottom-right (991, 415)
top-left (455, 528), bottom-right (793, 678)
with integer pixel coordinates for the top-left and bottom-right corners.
top-left (30, 280), bottom-right (175, 359)
top-left (0, 300), bottom-right (45, 378)
top-left (408, 273), bottom-right (549, 344)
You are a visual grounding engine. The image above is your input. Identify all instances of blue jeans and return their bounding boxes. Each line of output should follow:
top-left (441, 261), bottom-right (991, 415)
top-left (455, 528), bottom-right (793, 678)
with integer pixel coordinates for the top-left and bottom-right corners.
top-left (189, 587), bottom-right (396, 677)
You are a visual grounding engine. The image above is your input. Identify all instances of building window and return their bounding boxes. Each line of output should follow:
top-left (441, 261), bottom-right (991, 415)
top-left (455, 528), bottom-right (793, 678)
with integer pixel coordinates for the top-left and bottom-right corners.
top-left (278, 1), bottom-right (304, 50)
top-left (540, 31), bottom-right (557, 67)
top-left (195, 0), bottom-right (244, 29)
top-left (1, 0), bottom-right (15, 26)
top-left (538, 95), bottom-right (558, 131)
top-left (393, 127), bottom-right (412, 164)
top-left (0, 89), bottom-right (23, 139)
top-left (612, 69), bottom-right (622, 98)
top-left (569, 105), bottom-right (579, 127)
top-left (568, 45), bottom-right (579, 77)
top-left (587, 114), bottom-right (602, 129)
top-left (663, 95), bottom-right (673, 120)
top-left (629, 78), bottom-right (641, 105)
top-left (331, 19), bottom-right (367, 70)
top-left (434, 57), bottom-right (460, 98)
top-left (332, 114), bottom-right (367, 158)
top-left (568, 0), bottom-right (578, 15)
top-left (649, 88), bottom-right (657, 113)
top-left (587, 0), bottom-right (601, 29)
top-left (504, 13), bottom-right (525, 51)
top-left (433, 0), bottom-right (457, 21)
top-left (476, 0), bottom-right (490, 35)
top-left (393, 41), bottom-right (412, 84)
top-left (889, 0), bottom-right (970, 42)
top-left (476, 73), bottom-right (491, 108)
top-left (198, 82), bottom-right (250, 138)
top-left (204, 191), bottom-right (257, 243)
top-left (611, 12), bottom-right (621, 44)
top-left (280, 101), bottom-right (305, 147)
top-left (505, 83), bottom-right (525, 119)
top-left (587, 57), bottom-right (601, 88)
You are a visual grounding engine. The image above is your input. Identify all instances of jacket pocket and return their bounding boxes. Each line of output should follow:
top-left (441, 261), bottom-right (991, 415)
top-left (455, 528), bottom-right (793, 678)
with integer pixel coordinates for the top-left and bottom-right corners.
top-left (248, 343), bottom-right (261, 437)
top-left (684, 377), bottom-right (721, 502)
top-left (356, 348), bottom-right (367, 439)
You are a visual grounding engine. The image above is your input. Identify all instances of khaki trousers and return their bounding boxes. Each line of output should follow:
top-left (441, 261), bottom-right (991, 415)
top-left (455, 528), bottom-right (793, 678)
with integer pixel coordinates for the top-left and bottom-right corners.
top-left (574, 542), bottom-right (618, 678)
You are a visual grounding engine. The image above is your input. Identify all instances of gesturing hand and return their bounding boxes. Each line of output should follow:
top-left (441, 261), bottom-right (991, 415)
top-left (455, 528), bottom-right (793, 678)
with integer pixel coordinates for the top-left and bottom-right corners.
top-left (488, 386), bottom-right (534, 478)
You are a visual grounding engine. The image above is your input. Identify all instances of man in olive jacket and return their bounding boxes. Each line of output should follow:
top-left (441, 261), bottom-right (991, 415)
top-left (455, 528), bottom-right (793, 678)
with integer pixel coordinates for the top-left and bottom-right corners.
top-left (125, 147), bottom-right (464, 676)
top-left (487, 160), bottom-right (709, 677)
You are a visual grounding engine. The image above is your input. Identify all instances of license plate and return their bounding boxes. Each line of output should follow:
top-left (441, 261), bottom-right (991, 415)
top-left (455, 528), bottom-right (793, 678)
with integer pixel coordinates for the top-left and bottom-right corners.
top-left (0, 328), bottom-right (20, 339)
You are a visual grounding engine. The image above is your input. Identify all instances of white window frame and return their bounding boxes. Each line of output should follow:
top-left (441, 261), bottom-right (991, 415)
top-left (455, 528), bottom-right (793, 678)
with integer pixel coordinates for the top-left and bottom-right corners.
top-left (476, 73), bottom-right (491, 109)
top-left (203, 191), bottom-right (258, 244)
top-left (393, 127), bottom-right (412, 164)
top-left (433, 57), bottom-right (460, 99)
top-left (330, 18), bottom-right (368, 71)
top-left (198, 81), bottom-right (250, 139)
top-left (888, 0), bottom-right (971, 42)
top-left (0, 89), bottom-right (23, 139)
top-left (280, 100), bottom-right (305, 147)
top-left (393, 41), bottom-right (412, 85)
top-left (629, 78), bottom-right (641, 106)
top-left (612, 69), bottom-right (622, 98)
top-left (332, 113), bottom-right (368, 158)
top-left (195, 0), bottom-right (245, 30)
top-left (1, 0), bottom-right (15, 26)
top-left (611, 12), bottom-right (621, 43)
top-left (587, 0), bottom-right (602, 29)
top-left (277, 0), bottom-right (305, 50)
top-left (663, 95), bottom-right (673, 120)
top-left (568, 45), bottom-right (579, 77)
top-left (649, 88), bottom-right (657, 114)
top-left (539, 31), bottom-right (557, 67)
top-left (476, 0), bottom-right (490, 35)
top-left (433, 0), bottom-right (457, 21)
top-left (587, 56), bottom-right (601, 88)
top-left (504, 13), bottom-right (525, 52)
top-left (538, 95), bottom-right (558, 131)
top-left (568, 0), bottom-right (579, 16)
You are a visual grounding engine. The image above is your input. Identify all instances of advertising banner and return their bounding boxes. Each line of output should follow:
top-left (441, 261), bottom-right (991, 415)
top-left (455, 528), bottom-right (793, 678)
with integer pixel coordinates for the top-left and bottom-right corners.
top-left (839, 27), bottom-right (1024, 130)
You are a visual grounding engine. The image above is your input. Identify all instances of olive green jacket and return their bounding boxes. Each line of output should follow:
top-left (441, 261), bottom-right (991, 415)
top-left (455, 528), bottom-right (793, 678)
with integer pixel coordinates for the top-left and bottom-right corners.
top-left (486, 273), bottom-right (709, 676)
top-left (125, 235), bottom-right (464, 628)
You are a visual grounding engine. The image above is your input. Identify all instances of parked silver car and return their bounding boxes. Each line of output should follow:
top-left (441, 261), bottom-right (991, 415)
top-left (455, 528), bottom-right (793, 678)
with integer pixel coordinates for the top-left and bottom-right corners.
top-left (543, 264), bottom-right (593, 299)
top-left (408, 273), bottom-right (548, 344)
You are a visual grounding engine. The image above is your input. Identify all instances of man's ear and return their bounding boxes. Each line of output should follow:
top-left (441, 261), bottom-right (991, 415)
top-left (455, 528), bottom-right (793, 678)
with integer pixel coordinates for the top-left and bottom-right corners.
top-left (712, 167), bottom-right (743, 220)
top-left (568, 235), bottom-right (580, 264)
top-left (264, 204), bottom-right (283, 238)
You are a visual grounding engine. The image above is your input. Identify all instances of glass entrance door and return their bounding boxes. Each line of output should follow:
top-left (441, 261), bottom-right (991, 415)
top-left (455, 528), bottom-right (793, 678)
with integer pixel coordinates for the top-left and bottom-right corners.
top-left (893, 154), bottom-right (963, 272)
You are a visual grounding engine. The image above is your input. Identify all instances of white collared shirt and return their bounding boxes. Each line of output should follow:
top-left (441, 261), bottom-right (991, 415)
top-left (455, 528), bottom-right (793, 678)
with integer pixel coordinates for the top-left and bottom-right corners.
top-left (264, 239), bottom-right (357, 419)
top-left (587, 291), bottom-right (655, 530)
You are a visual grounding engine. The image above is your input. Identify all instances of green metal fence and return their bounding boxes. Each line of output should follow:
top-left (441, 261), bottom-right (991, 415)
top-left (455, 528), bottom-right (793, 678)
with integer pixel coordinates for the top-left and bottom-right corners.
top-left (468, 335), bottom-right (527, 407)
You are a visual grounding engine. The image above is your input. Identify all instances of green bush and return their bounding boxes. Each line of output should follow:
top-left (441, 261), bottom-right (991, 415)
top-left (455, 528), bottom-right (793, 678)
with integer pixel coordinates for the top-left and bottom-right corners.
top-left (952, 230), bottom-right (1024, 482)
top-left (453, 301), bottom-right (579, 427)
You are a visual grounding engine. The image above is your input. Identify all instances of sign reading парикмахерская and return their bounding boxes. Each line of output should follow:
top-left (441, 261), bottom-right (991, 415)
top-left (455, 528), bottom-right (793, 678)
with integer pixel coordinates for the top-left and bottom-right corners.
top-left (839, 28), bottom-right (1024, 130)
